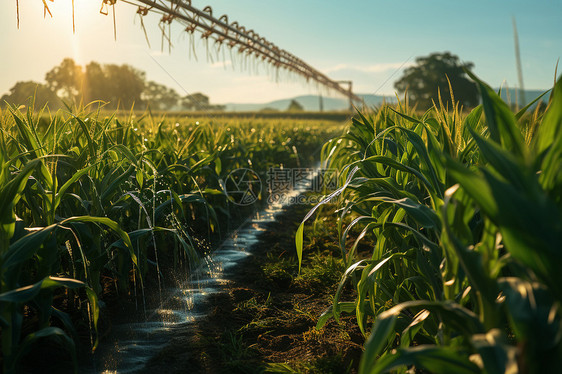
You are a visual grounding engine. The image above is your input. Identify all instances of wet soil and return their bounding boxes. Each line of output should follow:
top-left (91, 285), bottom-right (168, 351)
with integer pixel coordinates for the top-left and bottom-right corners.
top-left (138, 203), bottom-right (364, 374)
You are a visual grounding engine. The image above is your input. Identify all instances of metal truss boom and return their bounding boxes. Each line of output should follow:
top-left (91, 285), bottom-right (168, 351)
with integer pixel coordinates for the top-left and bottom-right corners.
top-left (117, 0), bottom-right (362, 102)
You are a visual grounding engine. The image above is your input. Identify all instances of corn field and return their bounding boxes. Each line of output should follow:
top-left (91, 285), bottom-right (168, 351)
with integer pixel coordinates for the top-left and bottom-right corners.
top-left (0, 101), bottom-right (341, 373)
top-left (297, 74), bottom-right (562, 373)
top-left (1, 74), bottom-right (561, 374)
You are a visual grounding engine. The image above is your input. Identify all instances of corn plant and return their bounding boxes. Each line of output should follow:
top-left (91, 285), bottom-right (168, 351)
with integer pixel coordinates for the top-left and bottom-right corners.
top-left (297, 75), bottom-right (562, 373)
top-left (0, 100), bottom-right (339, 372)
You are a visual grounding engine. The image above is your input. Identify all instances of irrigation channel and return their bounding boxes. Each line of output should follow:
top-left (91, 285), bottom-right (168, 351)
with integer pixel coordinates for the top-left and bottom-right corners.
top-left (85, 171), bottom-right (320, 373)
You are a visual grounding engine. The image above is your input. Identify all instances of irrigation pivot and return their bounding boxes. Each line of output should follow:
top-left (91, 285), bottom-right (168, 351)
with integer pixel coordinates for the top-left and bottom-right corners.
top-left (16, 0), bottom-right (356, 107)
top-left (115, 0), bottom-right (363, 105)
top-left (124, 1), bottom-right (360, 101)
top-left (16, 0), bottom-right (361, 105)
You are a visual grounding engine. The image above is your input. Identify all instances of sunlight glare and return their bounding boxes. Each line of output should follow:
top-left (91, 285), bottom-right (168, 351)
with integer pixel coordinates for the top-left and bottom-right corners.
top-left (42, 1), bottom-right (87, 64)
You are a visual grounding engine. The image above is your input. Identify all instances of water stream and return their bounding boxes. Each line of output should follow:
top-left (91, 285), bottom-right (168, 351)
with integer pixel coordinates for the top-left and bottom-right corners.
top-left (86, 172), bottom-right (317, 373)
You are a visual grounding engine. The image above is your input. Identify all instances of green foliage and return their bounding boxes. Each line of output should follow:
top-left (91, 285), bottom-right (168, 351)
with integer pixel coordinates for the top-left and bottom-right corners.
top-left (95, 63), bottom-right (147, 109)
top-left (395, 52), bottom-right (479, 109)
top-left (0, 103), bottom-right (340, 372)
top-left (2, 58), bottom-right (223, 111)
top-left (218, 331), bottom-right (257, 368)
top-left (180, 92), bottom-right (225, 111)
top-left (45, 58), bottom-right (84, 103)
top-left (262, 253), bottom-right (296, 289)
top-left (296, 252), bottom-right (345, 292)
top-left (0, 81), bottom-right (61, 110)
top-left (298, 74), bottom-right (562, 373)
top-left (267, 354), bottom-right (353, 374)
top-left (46, 58), bottom-right (147, 107)
top-left (143, 81), bottom-right (180, 111)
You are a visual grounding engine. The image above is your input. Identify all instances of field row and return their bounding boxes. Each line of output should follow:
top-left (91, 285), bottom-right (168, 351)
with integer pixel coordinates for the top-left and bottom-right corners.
top-left (0, 104), bottom-right (343, 373)
top-left (298, 76), bottom-right (562, 373)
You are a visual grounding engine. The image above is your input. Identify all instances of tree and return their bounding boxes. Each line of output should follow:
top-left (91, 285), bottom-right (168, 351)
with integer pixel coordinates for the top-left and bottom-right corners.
top-left (103, 64), bottom-right (146, 109)
top-left (143, 81), bottom-right (180, 110)
top-left (287, 99), bottom-right (304, 112)
top-left (83, 62), bottom-right (107, 104)
top-left (181, 93), bottom-right (210, 111)
top-left (25, 57), bottom-right (221, 111)
top-left (1, 81), bottom-right (61, 109)
top-left (45, 58), bottom-right (83, 102)
top-left (82, 62), bottom-right (146, 108)
top-left (394, 52), bottom-right (478, 109)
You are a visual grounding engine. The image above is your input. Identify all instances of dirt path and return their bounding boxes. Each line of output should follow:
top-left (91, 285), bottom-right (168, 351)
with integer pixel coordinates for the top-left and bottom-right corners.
top-left (139, 203), bottom-right (363, 374)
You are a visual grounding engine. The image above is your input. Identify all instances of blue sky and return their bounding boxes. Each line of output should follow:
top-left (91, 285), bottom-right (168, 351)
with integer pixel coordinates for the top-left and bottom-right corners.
top-left (0, 0), bottom-right (560, 103)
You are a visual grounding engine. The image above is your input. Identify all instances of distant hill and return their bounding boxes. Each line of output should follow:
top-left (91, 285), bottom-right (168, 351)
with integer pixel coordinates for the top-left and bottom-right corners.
top-left (223, 89), bottom-right (550, 112)
top-left (498, 88), bottom-right (551, 107)
top-left (224, 94), bottom-right (396, 112)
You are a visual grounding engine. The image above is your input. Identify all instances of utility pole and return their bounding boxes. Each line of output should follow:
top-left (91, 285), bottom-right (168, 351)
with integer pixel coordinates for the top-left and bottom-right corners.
top-left (512, 17), bottom-right (526, 108)
top-left (319, 95), bottom-right (324, 112)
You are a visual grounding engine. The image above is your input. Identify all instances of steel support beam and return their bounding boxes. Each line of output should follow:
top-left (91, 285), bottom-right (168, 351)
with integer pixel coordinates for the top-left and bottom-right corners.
top-left (117, 0), bottom-right (362, 103)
